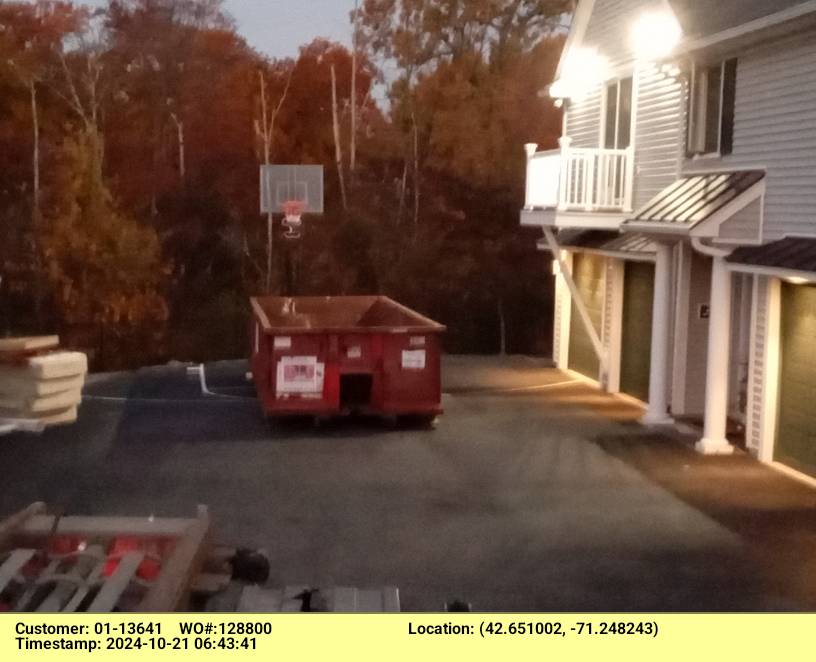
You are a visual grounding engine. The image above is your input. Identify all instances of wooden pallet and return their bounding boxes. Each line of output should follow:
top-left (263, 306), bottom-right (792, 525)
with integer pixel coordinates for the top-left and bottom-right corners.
top-left (0, 503), bottom-right (211, 612)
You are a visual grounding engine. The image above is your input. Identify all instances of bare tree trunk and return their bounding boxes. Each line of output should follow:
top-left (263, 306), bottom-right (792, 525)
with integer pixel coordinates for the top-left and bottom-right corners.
top-left (397, 161), bottom-right (408, 224)
top-left (259, 71), bottom-right (271, 165)
top-left (259, 71), bottom-right (274, 292)
top-left (257, 68), bottom-right (294, 292)
top-left (331, 65), bottom-right (349, 212)
top-left (29, 80), bottom-right (44, 326)
top-left (30, 81), bottom-right (40, 218)
top-left (498, 297), bottom-right (507, 356)
top-left (411, 109), bottom-right (420, 236)
top-left (170, 113), bottom-right (186, 182)
top-left (350, 0), bottom-right (359, 181)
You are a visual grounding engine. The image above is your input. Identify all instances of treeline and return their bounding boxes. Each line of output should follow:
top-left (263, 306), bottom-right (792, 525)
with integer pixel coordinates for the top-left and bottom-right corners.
top-left (0, 0), bottom-right (565, 369)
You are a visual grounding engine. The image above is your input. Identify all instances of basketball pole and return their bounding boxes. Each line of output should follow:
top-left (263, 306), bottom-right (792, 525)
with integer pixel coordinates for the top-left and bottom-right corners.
top-left (266, 209), bottom-right (273, 293)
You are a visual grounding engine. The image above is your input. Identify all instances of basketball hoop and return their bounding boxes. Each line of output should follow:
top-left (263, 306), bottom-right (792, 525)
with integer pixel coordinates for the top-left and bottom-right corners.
top-left (281, 200), bottom-right (305, 240)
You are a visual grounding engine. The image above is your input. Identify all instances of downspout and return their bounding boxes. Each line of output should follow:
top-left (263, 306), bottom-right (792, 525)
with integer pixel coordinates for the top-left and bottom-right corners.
top-left (691, 237), bottom-right (732, 259)
top-left (543, 227), bottom-right (607, 374)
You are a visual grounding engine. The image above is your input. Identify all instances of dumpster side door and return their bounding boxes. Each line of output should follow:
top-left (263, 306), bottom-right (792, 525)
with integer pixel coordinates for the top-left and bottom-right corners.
top-left (381, 333), bottom-right (442, 415)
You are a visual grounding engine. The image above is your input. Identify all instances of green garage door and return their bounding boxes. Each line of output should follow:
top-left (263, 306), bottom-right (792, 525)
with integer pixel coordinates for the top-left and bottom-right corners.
top-left (620, 261), bottom-right (655, 402)
top-left (777, 283), bottom-right (816, 478)
top-left (568, 253), bottom-right (605, 380)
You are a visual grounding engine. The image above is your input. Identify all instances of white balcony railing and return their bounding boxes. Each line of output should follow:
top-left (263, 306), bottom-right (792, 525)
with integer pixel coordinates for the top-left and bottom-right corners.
top-left (524, 138), bottom-right (634, 213)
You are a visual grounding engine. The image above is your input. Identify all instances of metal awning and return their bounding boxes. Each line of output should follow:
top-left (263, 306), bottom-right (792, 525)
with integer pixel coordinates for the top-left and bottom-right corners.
top-left (543, 230), bottom-right (657, 256)
top-left (728, 237), bottom-right (816, 274)
top-left (624, 170), bottom-right (766, 236)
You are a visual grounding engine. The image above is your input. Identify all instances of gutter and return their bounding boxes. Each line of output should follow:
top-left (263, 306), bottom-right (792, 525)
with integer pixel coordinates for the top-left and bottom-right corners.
top-left (675, 0), bottom-right (816, 55)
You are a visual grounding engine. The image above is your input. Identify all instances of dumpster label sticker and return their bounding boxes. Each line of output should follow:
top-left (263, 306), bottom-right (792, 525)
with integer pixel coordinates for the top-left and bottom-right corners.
top-left (410, 336), bottom-right (426, 347)
top-left (274, 336), bottom-right (292, 350)
top-left (347, 345), bottom-right (362, 359)
top-left (276, 357), bottom-right (325, 395)
top-left (401, 350), bottom-right (426, 370)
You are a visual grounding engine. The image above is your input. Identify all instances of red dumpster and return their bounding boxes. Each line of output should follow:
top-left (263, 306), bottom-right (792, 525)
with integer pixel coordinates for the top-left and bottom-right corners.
top-left (249, 296), bottom-right (446, 422)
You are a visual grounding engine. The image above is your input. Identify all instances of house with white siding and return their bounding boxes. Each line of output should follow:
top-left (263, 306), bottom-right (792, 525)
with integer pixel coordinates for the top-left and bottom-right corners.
top-left (521, 0), bottom-right (816, 482)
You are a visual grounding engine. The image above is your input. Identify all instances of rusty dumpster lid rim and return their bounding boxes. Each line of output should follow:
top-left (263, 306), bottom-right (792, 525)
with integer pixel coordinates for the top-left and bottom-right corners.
top-left (250, 296), bottom-right (446, 334)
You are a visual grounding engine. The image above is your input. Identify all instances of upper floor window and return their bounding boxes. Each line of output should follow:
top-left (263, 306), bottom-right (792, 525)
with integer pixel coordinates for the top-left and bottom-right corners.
top-left (604, 77), bottom-right (633, 150)
top-left (687, 59), bottom-right (738, 156)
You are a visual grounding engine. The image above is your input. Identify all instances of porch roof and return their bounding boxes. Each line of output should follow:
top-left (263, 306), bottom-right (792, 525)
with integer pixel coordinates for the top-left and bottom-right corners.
top-left (623, 171), bottom-right (766, 235)
top-left (728, 237), bottom-right (816, 273)
top-left (538, 230), bottom-right (657, 256)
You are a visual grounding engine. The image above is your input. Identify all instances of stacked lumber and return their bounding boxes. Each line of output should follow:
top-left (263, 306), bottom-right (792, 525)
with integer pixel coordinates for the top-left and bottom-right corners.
top-left (0, 336), bottom-right (87, 430)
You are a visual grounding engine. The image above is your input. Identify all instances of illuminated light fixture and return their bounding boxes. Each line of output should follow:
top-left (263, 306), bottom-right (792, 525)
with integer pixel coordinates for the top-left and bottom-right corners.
top-left (631, 11), bottom-right (682, 60)
top-left (549, 47), bottom-right (609, 100)
top-left (786, 276), bottom-right (809, 285)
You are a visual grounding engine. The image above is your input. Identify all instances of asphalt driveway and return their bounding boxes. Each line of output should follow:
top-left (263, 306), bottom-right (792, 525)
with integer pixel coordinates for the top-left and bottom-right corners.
top-left (1, 356), bottom-right (814, 611)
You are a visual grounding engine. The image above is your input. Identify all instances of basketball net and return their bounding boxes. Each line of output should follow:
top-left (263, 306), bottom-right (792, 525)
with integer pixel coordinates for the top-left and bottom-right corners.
top-left (281, 200), bottom-right (305, 240)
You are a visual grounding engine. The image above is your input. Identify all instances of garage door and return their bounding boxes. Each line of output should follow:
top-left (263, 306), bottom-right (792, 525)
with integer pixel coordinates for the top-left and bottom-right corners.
top-left (776, 283), bottom-right (816, 477)
top-left (568, 253), bottom-right (605, 380)
top-left (620, 261), bottom-right (654, 402)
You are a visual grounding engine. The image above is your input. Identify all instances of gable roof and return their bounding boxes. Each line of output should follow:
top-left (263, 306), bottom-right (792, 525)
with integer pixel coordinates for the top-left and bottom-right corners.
top-left (668, 0), bottom-right (814, 40)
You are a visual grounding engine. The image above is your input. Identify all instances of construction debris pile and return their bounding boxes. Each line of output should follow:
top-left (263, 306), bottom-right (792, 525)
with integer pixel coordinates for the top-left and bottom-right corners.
top-left (0, 337), bottom-right (87, 434)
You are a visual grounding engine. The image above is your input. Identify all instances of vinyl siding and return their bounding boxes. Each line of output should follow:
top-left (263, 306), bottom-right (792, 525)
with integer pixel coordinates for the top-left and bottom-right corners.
top-left (746, 276), bottom-right (769, 454)
top-left (719, 199), bottom-right (763, 243)
top-left (633, 63), bottom-right (684, 209)
top-left (565, 88), bottom-right (602, 148)
top-left (563, 0), bottom-right (684, 206)
top-left (683, 31), bottom-right (816, 240)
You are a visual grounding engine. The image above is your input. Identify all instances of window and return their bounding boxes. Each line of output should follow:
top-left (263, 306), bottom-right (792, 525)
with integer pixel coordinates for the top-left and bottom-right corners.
top-left (688, 59), bottom-right (738, 156)
top-left (604, 77), bottom-right (633, 150)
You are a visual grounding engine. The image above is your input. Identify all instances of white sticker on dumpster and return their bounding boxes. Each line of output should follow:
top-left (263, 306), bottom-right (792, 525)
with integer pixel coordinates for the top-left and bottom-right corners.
top-left (401, 350), bottom-right (426, 370)
top-left (347, 346), bottom-right (362, 359)
top-left (274, 336), bottom-right (292, 350)
top-left (277, 357), bottom-right (324, 395)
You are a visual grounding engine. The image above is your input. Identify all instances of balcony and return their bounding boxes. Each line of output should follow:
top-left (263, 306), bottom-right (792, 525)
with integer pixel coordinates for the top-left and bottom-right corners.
top-left (523, 138), bottom-right (635, 225)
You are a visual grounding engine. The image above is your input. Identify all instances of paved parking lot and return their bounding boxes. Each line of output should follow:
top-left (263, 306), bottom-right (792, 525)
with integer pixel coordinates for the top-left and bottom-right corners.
top-left (2, 356), bottom-right (815, 611)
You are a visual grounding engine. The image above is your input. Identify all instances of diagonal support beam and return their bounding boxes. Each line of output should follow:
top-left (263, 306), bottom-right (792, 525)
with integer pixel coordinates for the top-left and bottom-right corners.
top-left (543, 228), bottom-right (606, 369)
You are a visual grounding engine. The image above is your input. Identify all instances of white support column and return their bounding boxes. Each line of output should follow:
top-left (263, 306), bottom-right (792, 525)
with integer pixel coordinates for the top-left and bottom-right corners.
top-left (642, 242), bottom-right (674, 425)
top-left (696, 255), bottom-right (736, 455)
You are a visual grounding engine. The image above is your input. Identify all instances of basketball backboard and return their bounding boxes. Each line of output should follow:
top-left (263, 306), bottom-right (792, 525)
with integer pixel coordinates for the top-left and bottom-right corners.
top-left (260, 165), bottom-right (324, 215)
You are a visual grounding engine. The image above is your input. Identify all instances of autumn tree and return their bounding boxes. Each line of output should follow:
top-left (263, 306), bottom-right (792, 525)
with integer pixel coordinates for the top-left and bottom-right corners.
top-left (356, 0), bottom-right (566, 352)
top-left (34, 7), bottom-right (169, 366)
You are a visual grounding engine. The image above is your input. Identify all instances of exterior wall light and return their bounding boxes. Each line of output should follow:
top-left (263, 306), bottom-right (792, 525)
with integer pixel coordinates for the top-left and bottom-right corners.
top-left (631, 11), bottom-right (682, 60)
top-left (786, 276), bottom-right (809, 285)
top-left (549, 47), bottom-right (609, 101)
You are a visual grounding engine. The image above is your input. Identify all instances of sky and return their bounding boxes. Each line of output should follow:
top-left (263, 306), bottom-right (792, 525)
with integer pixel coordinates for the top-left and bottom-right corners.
top-left (219, 0), bottom-right (353, 58)
top-left (78, 0), bottom-right (355, 58)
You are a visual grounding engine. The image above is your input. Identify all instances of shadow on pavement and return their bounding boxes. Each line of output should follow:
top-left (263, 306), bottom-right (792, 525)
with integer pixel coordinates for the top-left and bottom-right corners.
top-left (592, 430), bottom-right (816, 610)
